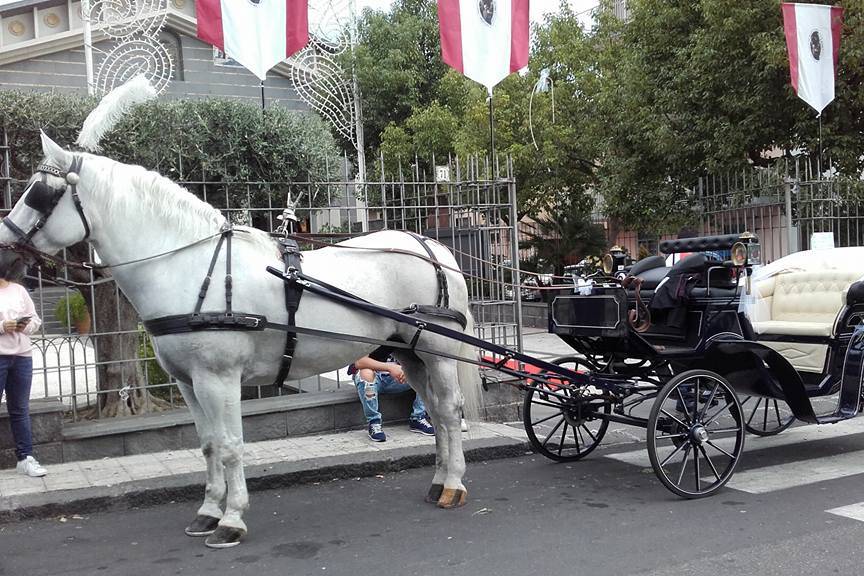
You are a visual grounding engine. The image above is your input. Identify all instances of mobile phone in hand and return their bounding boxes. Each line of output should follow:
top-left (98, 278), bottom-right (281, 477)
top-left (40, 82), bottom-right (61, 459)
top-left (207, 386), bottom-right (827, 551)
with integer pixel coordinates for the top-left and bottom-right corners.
top-left (16, 316), bottom-right (31, 325)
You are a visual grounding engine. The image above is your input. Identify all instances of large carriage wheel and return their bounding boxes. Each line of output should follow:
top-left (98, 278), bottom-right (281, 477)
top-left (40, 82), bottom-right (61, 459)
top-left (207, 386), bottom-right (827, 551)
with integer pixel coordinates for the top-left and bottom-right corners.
top-left (647, 369), bottom-right (745, 499)
top-left (741, 396), bottom-right (795, 436)
top-left (523, 356), bottom-right (611, 462)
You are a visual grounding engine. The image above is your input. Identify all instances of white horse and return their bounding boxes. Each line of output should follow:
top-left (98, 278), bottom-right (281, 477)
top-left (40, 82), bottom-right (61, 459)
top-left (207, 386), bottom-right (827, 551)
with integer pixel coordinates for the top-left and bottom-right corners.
top-left (1, 133), bottom-right (482, 548)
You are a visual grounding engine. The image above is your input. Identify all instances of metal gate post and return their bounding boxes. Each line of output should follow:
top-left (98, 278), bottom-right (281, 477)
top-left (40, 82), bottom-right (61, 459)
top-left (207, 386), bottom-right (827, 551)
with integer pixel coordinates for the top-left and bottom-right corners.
top-left (2, 128), bottom-right (11, 211)
top-left (785, 176), bottom-right (799, 254)
top-left (506, 160), bottom-right (524, 353)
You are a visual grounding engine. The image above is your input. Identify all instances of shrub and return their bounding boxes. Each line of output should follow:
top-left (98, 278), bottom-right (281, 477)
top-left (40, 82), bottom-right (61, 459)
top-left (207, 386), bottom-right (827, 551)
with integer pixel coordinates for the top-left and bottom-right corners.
top-left (55, 292), bottom-right (89, 328)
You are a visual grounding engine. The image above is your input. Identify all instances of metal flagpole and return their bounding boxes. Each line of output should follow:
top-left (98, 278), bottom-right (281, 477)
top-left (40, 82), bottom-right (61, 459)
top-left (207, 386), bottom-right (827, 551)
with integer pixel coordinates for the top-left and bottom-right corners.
top-left (260, 80), bottom-right (266, 113)
top-left (82, 0), bottom-right (95, 95)
top-left (488, 90), bottom-right (495, 161)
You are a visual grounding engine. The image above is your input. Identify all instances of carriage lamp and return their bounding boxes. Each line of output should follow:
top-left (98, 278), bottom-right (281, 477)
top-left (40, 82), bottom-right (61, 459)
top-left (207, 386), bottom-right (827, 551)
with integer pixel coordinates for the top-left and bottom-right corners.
top-left (602, 246), bottom-right (627, 276)
top-left (731, 242), bottom-right (748, 267)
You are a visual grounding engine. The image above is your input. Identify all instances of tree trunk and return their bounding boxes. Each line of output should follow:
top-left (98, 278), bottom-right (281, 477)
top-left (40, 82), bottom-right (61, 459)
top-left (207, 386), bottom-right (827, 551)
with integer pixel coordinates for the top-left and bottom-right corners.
top-left (64, 244), bottom-right (170, 418)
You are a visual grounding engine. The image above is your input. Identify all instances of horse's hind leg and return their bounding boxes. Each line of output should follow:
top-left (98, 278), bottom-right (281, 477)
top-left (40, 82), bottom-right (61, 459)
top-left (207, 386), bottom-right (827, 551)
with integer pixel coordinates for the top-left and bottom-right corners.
top-left (395, 354), bottom-right (448, 502)
top-left (415, 355), bottom-right (467, 508)
top-left (178, 381), bottom-right (225, 537)
top-left (190, 372), bottom-right (249, 549)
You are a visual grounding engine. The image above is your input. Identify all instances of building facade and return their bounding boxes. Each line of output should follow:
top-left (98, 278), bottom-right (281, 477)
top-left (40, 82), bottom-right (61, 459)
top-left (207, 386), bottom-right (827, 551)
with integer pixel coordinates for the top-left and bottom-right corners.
top-left (0, 0), bottom-right (306, 109)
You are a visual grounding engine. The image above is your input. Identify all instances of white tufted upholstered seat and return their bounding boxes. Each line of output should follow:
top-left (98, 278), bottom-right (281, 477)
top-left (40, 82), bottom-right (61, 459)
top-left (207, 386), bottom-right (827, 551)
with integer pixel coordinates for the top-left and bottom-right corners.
top-left (751, 270), bottom-right (862, 372)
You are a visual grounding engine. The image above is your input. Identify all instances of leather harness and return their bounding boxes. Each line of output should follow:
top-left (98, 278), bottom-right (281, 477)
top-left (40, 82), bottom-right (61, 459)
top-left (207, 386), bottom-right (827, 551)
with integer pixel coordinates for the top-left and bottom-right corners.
top-left (144, 228), bottom-right (467, 388)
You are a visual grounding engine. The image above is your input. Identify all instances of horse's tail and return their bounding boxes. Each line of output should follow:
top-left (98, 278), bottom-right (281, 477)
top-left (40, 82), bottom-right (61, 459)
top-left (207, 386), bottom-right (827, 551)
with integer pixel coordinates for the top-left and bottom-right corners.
top-left (457, 310), bottom-right (484, 422)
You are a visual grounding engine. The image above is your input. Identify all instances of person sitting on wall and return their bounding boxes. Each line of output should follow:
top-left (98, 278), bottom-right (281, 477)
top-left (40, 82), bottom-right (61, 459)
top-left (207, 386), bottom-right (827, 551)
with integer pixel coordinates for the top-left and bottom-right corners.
top-left (349, 355), bottom-right (435, 442)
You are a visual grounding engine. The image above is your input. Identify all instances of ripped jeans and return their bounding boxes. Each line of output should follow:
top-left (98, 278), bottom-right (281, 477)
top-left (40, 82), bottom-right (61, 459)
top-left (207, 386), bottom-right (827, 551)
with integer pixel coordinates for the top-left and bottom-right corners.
top-left (352, 371), bottom-right (426, 425)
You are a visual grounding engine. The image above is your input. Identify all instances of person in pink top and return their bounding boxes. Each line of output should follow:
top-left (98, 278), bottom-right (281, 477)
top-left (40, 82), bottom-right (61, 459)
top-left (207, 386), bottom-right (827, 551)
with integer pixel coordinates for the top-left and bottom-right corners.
top-left (0, 252), bottom-right (45, 477)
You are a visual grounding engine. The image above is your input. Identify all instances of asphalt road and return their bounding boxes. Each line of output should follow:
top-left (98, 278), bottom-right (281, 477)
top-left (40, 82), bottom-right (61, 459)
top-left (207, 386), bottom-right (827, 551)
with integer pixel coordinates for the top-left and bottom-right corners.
top-left (4, 430), bottom-right (864, 576)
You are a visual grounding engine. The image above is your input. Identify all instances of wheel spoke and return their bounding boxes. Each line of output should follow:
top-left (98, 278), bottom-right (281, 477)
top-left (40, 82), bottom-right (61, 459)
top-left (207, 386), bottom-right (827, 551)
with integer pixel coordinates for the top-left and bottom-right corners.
top-left (698, 445), bottom-right (721, 480)
top-left (703, 400), bottom-right (736, 426)
top-left (697, 383), bottom-right (719, 421)
top-left (676, 444), bottom-right (692, 485)
top-left (531, 411), bottom-right (564, 427)
top-left (580, 424), bottom-right (597, 443)
top-left (655, 432), bottom-right (688, 442)
top-left (761, 398), bottom-right (769, 431)
top-left (675, 387), bottom-right (693, 424)
top-left (574, 424), bottom-right (583, 453)
top-left (541, 417), bottom-right (566, 448)
top-left (746, 398), bottom-right (762, 427)
top-left (530, 398), bottom-right (567, 411)
top-left (772, 400), bottom-right (783, 427)
top-left (708, 427), bottom-right (743, 434)
top-left (557, 422), bottom-right (569, 455)
top-left (693, 443), bottom-right (701, 492)
top-left (705, 440), bottom-right (736, 459)
top-left (660, 439), bottom-right (689, 467)
top-left (659, 408), bottom-right (689, 429)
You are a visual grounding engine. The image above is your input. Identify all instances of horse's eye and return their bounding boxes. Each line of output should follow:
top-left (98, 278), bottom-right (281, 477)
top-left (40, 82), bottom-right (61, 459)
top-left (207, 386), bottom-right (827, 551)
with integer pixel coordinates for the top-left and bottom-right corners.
top-left (24, 181), bottom-right (63, 213)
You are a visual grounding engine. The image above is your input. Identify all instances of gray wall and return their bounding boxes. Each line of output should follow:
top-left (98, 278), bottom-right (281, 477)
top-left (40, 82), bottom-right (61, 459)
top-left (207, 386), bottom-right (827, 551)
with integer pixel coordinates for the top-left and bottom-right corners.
top-left (0, 33), bottom-right (307, 111)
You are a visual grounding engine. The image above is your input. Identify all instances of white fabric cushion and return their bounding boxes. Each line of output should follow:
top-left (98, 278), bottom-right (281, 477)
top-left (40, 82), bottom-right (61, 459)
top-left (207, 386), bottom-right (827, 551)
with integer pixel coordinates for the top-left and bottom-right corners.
top-left (760, 341), bottom-right (827, 373)
top-left (771, 270), bottom-right (859, 324)
top-left (751, 320), bottom-right (832, 337)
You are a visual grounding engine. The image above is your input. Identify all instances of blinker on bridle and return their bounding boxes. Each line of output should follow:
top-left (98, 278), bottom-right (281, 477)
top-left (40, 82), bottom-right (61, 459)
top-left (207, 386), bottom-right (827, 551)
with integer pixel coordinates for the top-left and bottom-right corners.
top-left (2, 155), bottom-right (91, 247)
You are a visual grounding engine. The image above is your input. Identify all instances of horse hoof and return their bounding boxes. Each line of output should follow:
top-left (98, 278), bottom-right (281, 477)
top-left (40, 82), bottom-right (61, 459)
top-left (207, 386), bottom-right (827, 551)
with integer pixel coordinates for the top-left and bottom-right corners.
top-left (185, 515), bottom-right (221, 537)
top-left (437, 488), bottom-right (467, 509)
top-left (425, 484), bottom-right (444, 503)
top-left (204, 526), bottom-right (246, 549)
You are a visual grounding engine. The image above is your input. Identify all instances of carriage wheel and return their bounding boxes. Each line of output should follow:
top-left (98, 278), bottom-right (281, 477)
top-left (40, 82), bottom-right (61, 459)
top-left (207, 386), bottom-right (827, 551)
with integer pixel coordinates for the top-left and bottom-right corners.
top-left (523, 357), bottom-right (611, 462)
top-left (647, 369), bottom-right (745, 499)
top-left (741, 396), bottom-right (795, 436)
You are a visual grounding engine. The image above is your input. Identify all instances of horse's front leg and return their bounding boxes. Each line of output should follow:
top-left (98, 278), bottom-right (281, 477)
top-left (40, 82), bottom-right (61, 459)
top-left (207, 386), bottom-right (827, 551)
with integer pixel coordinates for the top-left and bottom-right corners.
top-left (178, 382), bottom-right (224, 537)
top-left (191, 371), bottom-right (249, 549)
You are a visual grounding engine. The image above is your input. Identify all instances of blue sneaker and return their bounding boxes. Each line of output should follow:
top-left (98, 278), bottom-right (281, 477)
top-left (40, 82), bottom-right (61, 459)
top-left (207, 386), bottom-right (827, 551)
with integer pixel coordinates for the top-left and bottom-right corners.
top-left (368, 421), bottom-right (386, 442)
top-left (409, 417), bottom-right (435, 436)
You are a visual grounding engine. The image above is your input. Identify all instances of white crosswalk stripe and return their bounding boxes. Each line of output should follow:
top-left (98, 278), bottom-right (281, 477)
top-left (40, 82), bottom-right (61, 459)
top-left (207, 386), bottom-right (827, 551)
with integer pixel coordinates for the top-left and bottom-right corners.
top-left (605, 417), bottom-right (864, 469)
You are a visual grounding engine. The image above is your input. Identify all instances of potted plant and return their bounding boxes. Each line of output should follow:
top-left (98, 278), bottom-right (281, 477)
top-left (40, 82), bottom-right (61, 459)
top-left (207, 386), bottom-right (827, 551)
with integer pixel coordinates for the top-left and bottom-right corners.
top-left (55, 291), bottom-right (91, 334)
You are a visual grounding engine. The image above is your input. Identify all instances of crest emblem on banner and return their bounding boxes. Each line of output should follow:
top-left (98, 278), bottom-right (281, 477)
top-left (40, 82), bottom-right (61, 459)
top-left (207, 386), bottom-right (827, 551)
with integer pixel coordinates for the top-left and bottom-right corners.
top-left (248, 0), bottom-right (261, 5)
top-left (809, 30), bottom-right (822, 60)
top-left (478, 0), bottom-right (494, 25)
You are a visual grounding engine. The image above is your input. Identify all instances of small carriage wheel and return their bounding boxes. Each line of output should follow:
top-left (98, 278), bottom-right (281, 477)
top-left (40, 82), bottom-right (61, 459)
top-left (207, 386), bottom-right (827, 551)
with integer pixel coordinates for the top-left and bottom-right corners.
top-left (647, 369), bottom-right (745, 499)
top-left (523, 356), bottom-right (611, 462)
top-left (740, 396), bottom-right (795, 436)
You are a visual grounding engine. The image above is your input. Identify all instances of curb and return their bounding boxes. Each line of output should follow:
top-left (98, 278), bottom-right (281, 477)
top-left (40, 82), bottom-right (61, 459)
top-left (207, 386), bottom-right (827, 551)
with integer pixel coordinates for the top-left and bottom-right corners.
top-left (0, 438), bottom-right (529, 523)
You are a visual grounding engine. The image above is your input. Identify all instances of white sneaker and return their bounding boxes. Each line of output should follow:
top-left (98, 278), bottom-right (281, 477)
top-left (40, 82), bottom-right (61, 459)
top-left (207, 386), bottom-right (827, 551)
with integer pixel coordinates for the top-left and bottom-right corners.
top-left (460, 418), bottom-right (469, 432)
top-left (16, 455), bottom-right (47, 477)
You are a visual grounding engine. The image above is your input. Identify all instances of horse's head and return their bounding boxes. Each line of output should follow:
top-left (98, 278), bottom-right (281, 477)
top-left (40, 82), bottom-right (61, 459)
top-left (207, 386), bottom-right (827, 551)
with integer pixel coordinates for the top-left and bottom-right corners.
top-left (0, 132), bottom-right (95, 259)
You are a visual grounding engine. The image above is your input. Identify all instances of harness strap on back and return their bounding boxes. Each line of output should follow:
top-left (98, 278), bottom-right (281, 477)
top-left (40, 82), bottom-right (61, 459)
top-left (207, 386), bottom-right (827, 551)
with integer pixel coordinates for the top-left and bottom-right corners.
top-left (404, 231), bottom-right (449, 309)
top-left (272, 237), bottom-right (304, 388)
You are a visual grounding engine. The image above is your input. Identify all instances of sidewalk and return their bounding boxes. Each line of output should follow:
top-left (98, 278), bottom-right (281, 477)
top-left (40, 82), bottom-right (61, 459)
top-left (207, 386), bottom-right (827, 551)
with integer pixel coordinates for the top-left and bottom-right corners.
top-left (0, 421), bottom-right (529, 522)
top-left (0, 330), bottom-right (572, 522)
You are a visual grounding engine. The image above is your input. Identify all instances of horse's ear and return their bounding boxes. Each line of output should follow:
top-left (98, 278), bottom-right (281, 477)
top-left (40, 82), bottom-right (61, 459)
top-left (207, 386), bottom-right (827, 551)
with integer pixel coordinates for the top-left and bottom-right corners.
top-left (40, 131), bottom-right (73, 169)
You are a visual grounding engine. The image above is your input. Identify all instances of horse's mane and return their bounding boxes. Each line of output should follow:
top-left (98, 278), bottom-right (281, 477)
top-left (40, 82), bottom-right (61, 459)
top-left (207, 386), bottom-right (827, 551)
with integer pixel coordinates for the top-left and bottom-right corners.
top-left (88, 154), bottom-right (226, 241)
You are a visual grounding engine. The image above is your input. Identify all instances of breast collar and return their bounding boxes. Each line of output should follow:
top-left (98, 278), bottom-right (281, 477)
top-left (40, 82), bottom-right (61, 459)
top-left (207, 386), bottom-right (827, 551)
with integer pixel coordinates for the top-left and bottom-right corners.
top-left (2, 156), bottom-right (91, 247)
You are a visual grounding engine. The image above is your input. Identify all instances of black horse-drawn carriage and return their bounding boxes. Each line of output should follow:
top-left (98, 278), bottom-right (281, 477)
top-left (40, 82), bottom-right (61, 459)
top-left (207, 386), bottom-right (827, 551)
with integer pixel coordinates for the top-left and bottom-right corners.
top-left (524, 233), bottom-right (864, 498)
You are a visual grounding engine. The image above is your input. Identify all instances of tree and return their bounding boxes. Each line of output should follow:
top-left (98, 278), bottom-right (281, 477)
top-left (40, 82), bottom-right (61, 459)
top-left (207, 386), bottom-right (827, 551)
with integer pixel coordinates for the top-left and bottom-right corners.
top-left (520, 204), bottom-right (608, 276)
top-left (589, 0), bottom-right (864, 232)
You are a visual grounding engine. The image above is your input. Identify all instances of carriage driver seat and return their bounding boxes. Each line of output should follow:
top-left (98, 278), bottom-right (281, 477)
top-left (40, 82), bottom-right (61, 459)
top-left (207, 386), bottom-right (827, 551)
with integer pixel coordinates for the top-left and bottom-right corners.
top-left (846, 280), bottom-right (864, 306)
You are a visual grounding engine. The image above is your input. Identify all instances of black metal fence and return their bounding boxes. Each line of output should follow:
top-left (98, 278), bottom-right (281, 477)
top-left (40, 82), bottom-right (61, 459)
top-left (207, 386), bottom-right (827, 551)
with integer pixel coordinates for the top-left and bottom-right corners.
top-left (0, 136), bottom-right (522, 420)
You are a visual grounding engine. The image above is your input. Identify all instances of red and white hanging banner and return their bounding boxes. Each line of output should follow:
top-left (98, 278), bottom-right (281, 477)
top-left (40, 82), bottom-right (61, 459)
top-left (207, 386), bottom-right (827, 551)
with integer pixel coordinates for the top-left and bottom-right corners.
top-left (781, 2), bottom-right (843, 113)
top-left (196, 0), bottom-right (309, 81)
top-left (438, 0), bottom-right (530, 94)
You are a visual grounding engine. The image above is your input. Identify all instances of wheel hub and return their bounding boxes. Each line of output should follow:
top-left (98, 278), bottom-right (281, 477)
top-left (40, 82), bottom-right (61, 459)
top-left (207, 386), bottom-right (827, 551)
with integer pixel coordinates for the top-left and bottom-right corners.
top-left (690, 424), bottom-right (709, 445)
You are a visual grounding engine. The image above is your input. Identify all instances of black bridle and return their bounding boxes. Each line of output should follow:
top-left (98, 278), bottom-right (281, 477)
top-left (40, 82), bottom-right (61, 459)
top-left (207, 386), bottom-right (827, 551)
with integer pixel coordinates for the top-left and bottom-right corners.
top-left (2, 156), bottom-right (91, 248)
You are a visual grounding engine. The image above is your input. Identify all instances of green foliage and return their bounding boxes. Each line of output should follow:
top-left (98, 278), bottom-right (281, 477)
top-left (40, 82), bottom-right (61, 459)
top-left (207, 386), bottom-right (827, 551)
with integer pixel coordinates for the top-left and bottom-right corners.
top-left (520, 203), bottom-right (608, 276)
top-left (0, 92), bottom-right (342, 204)
top-left (55, 292), bottom-right (89, 327)
top-left (137, 327), bottom-right (170, 387)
